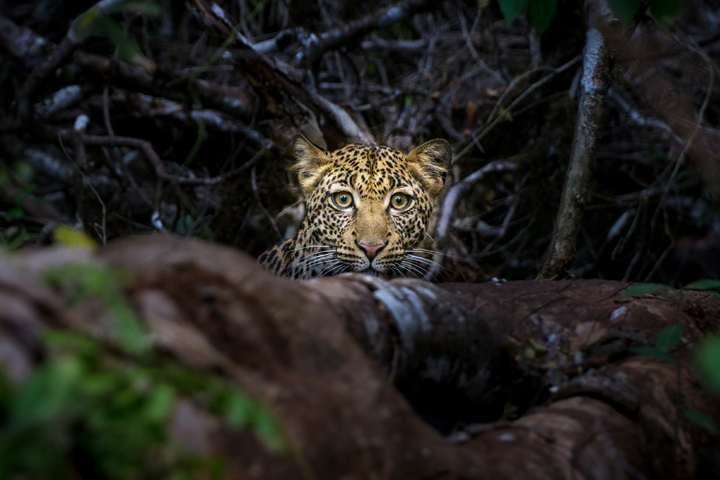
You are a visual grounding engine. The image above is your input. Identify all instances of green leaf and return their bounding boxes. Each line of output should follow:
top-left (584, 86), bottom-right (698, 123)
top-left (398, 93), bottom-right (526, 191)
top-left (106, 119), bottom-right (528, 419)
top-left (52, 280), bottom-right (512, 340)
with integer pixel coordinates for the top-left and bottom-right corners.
top-left (109, 297), bottom-right (151, 356)
top-left (527, 0), bottom-right (557, 36)
top-left (45, 331), bottom-right (101, 363)
top-left (630, 345), bottom-right (675, 364)
top-left (13, 160), bottom-right (34, 183)
top-left (647, 0), bottom-right (681, 29)
top-left (225, 390), bottom-right (253, 429)
top-left (251, 407), bottom-right (285, 452)
top-left (5, 208), bottom-right (25, 220)
top-left (683, 409), bottom-right (718, 435)
top-left (144, 384), bottom-right (176, 422)
top-left (656, 324), bottom-right (683, 350)
top-left (684, 279), bottom-right (720, 291)
top-left (621, 283), bottom-right (670, 297)
top-left (107, 1), bottom-right (162, 16)
top-left (12, 357), bottom-right (85, 427)
top-left (696, 335), bottom-right (720, 394)
top-left (97, 17), bottom-right (155, 71)
top-left (53, 225), bottom-right (97, 249)
top-left (498, 0), bottom-right (528, 24)
top-left (607, 0), bottom-right (642, 24)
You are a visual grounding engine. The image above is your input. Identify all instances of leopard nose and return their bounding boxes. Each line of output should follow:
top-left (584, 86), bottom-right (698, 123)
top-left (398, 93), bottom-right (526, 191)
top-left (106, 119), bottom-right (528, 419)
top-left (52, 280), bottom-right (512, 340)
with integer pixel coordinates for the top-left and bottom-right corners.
top-left (357, 242), bottom-right (385, 260)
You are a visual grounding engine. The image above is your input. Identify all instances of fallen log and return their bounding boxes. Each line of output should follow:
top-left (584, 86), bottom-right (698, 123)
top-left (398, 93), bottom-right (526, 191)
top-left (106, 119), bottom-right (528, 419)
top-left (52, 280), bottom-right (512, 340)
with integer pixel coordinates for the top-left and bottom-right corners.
top-left (1, 235), bottom-right (718, 479)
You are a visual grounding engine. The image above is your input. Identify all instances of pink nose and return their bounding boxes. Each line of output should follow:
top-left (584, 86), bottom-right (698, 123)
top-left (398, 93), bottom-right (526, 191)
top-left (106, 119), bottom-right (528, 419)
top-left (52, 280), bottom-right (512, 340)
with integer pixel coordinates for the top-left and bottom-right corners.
top-left (358, 243), bottom-right (385, 260)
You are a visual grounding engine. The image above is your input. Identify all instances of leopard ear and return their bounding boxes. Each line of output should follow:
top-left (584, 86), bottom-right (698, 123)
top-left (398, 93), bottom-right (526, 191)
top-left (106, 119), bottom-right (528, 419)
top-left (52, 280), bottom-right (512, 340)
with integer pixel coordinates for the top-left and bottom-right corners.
top-left (291, 134), bottom-right (332, 194)
top-left (407, 139), bottom-right (452, 197)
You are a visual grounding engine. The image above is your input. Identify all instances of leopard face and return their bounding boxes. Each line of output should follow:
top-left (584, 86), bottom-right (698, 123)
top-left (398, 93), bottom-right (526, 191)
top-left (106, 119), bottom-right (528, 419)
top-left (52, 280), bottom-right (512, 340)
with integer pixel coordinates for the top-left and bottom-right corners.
top-left (259, 135), bottom-right (451, 279)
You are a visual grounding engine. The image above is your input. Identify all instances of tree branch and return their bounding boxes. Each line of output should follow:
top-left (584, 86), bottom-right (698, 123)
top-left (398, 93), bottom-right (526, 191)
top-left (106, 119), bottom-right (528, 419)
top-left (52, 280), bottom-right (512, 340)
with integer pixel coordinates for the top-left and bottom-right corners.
top-left (186, 0), bottom-right (373, 148)
top-left (2, 235), bottom-right (718, 479)
top-left (429, 161), bottom-right (518, 279)
top-left (538, 0), bottom-right (612, 279)
top-left (297, 0), bottom-right (435, 66)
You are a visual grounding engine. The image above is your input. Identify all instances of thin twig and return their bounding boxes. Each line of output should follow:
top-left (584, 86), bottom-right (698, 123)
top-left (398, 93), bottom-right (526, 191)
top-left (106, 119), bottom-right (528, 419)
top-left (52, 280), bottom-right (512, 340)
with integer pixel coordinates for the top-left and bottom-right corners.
top-left (427, 161), bottom-right (518, 280)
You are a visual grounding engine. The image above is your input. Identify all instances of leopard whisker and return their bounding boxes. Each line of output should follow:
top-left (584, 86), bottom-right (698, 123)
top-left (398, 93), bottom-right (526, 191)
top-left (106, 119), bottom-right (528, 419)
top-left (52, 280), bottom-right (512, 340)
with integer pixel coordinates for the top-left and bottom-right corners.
top-left (291, 250), bottom-right (337, 278)
top-left (318, 261), bottom-right (346, 278)
top-left (290, 245), bottom-right (331, 253)
top-left (300, 252), bottom-right (336, 266)
top-left (407, 264), bottom-right (427, 279)
top-left (405, 248), bottom-right (464, 261)
top-left (405, 253), bottom-right (452, 272)
top-left (398, 258), bottom-right (426, 278)
top-left (401, 254), bottom-right (453, 281)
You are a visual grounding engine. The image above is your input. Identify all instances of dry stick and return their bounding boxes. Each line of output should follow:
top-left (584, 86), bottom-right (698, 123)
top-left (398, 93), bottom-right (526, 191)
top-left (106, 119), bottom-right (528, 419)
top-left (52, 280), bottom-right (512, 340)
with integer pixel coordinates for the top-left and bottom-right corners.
top-left (454, 55), bottom-right (581, 163)
top-left (77, 134), bottom-right (234, 186)
top-left (538, 18), bottom-right (611, 279)
top-left (298, 0), bottom-right (435, 66)
top-left (15, 0), bottom-right (129, 134)
top-left (0, 15), bottom-right (260, 137)
top-left (187, 0), bottom-right (373, 147)
top-left (426, 161), bottom-right (518, 280)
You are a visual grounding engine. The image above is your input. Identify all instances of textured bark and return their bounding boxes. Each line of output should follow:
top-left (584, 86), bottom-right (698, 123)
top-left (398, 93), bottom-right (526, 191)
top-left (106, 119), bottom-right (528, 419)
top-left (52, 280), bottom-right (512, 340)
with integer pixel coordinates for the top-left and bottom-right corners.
top-left (538, 0), bottom-right (613, 279)
top-left (1, 235), bottom-right (719, 479)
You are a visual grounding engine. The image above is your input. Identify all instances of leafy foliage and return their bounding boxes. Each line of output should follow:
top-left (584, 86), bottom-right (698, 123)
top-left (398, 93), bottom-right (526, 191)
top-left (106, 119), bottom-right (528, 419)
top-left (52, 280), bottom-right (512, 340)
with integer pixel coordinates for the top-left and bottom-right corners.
top-left (621, 283), bottom-right (670, 297)
top-left (645, 0), bottom-right (683, 29)
top-left (656, 324), bottom-right (683, 350)
top-left (684, 279), bottom-right (720, 292)
top-left (71, 0), bottom-right (160, 70)
top-left (497, 0), bottom-right (557, 35)
top-left (44, 263), bottom-right (149, 356)
top-left (498, 0), bottom-right (682, 35)
top-left (629, 324), bottom-right (683, 364)
top-left (498, 0), bottom-right (527, 24)
top-left (526, 0), bottom-right (557, 36)
top-left (0, 262), bottom-right (286, 479)
top-left (683, 408), bottom-right (719, 435)
top-left (623, 279), bottom-right (720, 298)
top-left (607, 0), bottom-right (642, 24)
top-left (630, 344), bottom-right (676, 363)
top-left (53, 225), bottom-right (98, 250)
top-left (696, 335), bottom-right (720, 395)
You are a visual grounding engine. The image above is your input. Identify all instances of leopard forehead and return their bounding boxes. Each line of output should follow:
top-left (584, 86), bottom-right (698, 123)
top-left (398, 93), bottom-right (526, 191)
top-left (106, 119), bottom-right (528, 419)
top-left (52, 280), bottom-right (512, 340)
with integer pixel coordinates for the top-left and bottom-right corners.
top-left (321, 144), bottom-right (420, 196)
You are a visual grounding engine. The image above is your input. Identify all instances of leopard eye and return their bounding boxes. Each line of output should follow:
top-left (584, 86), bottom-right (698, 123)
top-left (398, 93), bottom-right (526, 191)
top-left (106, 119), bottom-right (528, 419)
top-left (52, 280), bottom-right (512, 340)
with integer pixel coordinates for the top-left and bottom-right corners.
top-left (331, 191), bottom-right (354, 209)
top-left (390, 193), bottom-right (411, 211)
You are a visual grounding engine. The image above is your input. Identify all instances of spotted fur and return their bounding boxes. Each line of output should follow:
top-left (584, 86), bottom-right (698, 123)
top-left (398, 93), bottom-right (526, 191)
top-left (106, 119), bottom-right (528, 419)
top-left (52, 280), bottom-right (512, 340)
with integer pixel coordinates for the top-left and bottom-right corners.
top-left (258, 135), bottom-right (451, 279)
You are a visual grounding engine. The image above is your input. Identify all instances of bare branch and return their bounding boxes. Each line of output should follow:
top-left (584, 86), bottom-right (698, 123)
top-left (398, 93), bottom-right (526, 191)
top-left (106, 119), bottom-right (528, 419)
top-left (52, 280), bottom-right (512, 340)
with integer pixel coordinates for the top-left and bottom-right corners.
top-left (186, 0), bottom-right (373, 148)
top-left (297, 0), bottom-right (435, 66)
top-left (538, 0), bottom-right (612, 279)
top-left (428, 161), bottom-right (518, 279)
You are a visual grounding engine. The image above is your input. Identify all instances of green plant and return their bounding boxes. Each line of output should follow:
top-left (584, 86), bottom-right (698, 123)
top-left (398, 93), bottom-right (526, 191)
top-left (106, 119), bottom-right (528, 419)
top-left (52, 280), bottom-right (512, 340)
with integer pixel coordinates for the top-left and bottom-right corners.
top-left (0, 262), bottom-right (286, 479)
top-left (497, 0), bottom-right (684, 36)
top-left (71, 0), bottom-right (161, 71)
top-left (623, 279), bottom-right (720, 436)
top-left (629, 323), bottom-right (683, 364)
top-left (696, 334), bottom-right (720, 395)
top-left (498, 0), bottom-right (557, 36)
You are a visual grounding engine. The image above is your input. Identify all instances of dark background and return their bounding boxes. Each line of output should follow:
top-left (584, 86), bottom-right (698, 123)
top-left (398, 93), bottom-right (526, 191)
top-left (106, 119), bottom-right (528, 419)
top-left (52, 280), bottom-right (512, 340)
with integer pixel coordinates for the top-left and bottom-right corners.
top-left (1, 0), bottom-right (719, 286)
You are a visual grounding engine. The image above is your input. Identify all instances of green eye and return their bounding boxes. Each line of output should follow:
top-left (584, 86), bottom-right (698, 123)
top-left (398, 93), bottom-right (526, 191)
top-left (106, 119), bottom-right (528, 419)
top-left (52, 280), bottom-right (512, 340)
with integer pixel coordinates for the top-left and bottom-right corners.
top-left (390, 193), bottom-right (411, 210)
top-left (332, 191), bottom-right (353, 209)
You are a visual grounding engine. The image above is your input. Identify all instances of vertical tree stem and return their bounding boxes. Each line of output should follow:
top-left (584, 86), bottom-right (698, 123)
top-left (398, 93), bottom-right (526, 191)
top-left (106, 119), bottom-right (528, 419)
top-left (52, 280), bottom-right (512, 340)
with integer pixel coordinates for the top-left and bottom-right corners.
top-left (538, 4), bottom-right (612, 279)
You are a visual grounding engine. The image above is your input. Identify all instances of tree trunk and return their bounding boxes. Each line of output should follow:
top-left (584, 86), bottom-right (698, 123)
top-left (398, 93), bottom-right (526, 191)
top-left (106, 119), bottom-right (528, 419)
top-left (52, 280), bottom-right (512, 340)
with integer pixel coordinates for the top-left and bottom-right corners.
top-left (2, 235), bottom-right (719, 479)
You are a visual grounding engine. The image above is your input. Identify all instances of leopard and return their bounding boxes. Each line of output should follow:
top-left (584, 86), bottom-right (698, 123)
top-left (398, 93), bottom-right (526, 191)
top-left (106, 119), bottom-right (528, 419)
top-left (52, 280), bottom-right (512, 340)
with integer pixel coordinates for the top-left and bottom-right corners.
top-left (258, 134), bottom-right (451, 280)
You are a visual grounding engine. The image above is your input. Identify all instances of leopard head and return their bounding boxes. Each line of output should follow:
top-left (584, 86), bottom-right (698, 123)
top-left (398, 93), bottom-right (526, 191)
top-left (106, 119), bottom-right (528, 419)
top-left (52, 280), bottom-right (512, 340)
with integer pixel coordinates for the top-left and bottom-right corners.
top-left (288, 134), bottom-right (451, 278)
